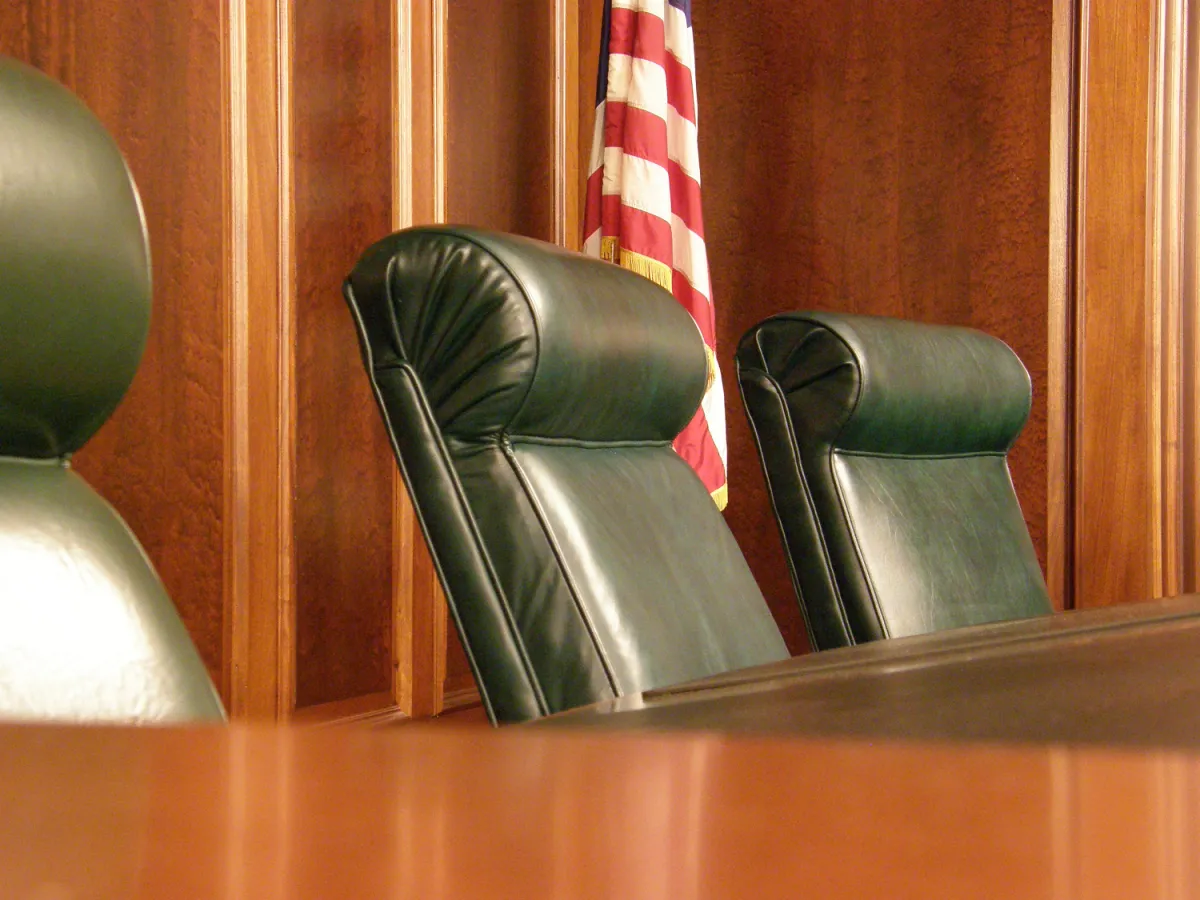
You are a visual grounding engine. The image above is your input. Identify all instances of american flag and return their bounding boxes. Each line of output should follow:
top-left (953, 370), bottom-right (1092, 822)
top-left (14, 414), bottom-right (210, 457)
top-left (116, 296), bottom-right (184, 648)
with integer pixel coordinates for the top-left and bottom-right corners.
top-left (582, 0), bottom-right (728, 510)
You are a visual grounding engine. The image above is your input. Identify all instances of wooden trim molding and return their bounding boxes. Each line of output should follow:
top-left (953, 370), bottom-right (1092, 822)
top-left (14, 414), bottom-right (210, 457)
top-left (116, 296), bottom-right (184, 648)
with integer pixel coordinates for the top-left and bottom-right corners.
top-left (224, 0), bottom-right (296, 720)
top-left (1048, 0), bottom-right (1083, 611)
top-left (391, 0), bottom-right (449, 719)
top-left (554, 0), bottom-right (581, 248)
top-left (1147, 0), bottom-right (1189, 599)
top-left (1186, 0), bottom-right (1200, 589)
top-left (290, 691), bottom-right (408, 727)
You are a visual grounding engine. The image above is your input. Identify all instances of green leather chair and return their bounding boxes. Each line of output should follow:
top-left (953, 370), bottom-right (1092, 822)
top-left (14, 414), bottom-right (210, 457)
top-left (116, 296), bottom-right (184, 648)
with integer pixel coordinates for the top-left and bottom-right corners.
top-left (0, 58), bottom-right (224, 722)
top-left (345, 226), bottom-right (788, 724)
top-left (736, 311), bottom-right (1052, 651)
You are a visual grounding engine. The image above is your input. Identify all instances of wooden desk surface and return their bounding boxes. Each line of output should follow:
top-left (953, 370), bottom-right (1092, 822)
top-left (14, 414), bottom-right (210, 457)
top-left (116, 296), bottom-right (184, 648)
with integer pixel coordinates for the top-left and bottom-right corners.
top-left (551, 594), bottom-right (1200, 748)
top-left (4, 722), bottom-right (1200, 899)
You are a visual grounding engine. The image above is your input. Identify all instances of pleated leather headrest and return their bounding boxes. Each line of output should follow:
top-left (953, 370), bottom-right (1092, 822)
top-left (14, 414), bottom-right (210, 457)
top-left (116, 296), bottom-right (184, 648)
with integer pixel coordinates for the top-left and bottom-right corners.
top-left (345, 226), bottom-right (706, 444)
top-left (737, 311), bottom-right (1031, 455)
top-left (0, 58), bottom-right (151, 459)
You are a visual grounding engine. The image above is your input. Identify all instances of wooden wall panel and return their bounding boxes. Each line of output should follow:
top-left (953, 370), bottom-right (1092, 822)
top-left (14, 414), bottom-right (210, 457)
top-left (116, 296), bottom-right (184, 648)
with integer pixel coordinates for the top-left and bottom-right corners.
top-left (1068, 0), bottom-right (1159, 610)
top-left (688, 0), bottom-right (1055, 647)
top-left (291, 0), bottom-right (397, 708)
top-left (446, 0), bottom-right (555, 240)
top-left (0, 3), bottom-right (229, 685)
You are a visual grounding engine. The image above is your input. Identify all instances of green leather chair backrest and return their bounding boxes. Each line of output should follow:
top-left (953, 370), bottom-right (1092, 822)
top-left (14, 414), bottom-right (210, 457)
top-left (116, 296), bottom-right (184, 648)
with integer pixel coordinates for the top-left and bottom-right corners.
top-left (345, 226), bottom-right (788, 723)
top-left (736, 311), bottom-right (1052, 651)
top-left (0, 58), bottom-right (224, 722)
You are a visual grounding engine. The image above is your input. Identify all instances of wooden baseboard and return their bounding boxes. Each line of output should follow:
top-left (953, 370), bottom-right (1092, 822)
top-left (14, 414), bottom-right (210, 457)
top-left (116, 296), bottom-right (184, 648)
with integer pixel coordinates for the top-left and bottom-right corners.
top-left (441, 684), bottom-right (481, 713)
top-left (290, 691), bottom-right (410, 727)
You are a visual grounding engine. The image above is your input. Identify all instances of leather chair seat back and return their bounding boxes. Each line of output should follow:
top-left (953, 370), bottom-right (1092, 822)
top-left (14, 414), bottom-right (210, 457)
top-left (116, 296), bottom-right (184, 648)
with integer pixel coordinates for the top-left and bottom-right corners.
top-left (345, 227), bottom-right (787, 723)
top-left (737, 311), bottom-right (1051, 651)
top-left (0, 58), bottom-right (223, 722)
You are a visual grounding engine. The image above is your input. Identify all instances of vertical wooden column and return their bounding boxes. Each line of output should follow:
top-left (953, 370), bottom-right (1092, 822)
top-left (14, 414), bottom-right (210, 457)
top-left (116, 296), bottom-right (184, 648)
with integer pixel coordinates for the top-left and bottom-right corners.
top-left (225, 0), bottom-right (296, 720)
top-left (1059, 0), bottom-right (1198, 610)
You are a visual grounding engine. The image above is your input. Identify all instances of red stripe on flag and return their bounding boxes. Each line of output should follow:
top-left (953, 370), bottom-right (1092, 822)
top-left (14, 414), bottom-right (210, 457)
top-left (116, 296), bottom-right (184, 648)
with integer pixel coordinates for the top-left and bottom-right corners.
top-left (605, 7), bottom-right (696, 125)
top-left (662, 53), bottom-right (696, 125)
top-left (674, 410), bottom-right (726, 496)
top-left (666, 159), bottom-right (704, 240)
top-left (671, 271), bottom-right (715, 347)
top-left (600, 104), bottom-right (705, 239)
top-left (603, 102), bottom-right (668, 171)
top-left (599, 195), bottom-right (673, 267)
top-left (583, 167), bottom-right (604, 240)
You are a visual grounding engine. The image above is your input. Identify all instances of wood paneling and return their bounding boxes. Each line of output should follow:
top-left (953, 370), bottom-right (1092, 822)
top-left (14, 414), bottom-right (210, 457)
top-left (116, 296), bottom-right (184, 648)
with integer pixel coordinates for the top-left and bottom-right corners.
top-left (687, 1), bottom-right (1055, 648)
top-left (225, 0), bottom-right (296, 719)
top-left (446, 0), bottom-right (555, 240)
top-left (1073, 0), bottom-right (1156, 609)
top-left (0, 2), bottom-right (230, 684)
top-left (292, 0), bottom-right (397, 708)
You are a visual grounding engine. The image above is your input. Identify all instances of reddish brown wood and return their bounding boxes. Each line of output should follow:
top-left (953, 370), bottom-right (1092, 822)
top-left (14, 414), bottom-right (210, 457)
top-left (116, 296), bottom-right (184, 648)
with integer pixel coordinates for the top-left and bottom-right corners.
top-left (8, 723), bottom-right (1200, 897)
top-left (690, 1), bottom-right (1054, 650)
top-left (1073, 0), bottom-right (1157, 609)
top-left (445, 0), bottom-right (555, 240)
top-left (291, 0), bottom-right (396, 707)
top-left (0, 2), bottom-right (229, 685)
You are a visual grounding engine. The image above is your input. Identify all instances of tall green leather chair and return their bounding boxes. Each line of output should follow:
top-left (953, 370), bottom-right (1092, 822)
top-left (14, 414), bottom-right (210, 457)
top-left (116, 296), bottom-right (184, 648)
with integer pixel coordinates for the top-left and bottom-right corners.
top-left (0, 58), bottom-right (224, 722)
top-left (345, 226), bottom-right (788, 724)
top-left (736, 311), bottom-right (1052, 651)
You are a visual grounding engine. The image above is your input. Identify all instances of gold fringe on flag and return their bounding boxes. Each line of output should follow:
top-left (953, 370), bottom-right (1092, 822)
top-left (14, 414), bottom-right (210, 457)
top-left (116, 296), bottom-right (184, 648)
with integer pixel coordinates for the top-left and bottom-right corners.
top-left (711, 482), bottom-right (728, 511)
top-left (600, 237), bottom-right (673, 292)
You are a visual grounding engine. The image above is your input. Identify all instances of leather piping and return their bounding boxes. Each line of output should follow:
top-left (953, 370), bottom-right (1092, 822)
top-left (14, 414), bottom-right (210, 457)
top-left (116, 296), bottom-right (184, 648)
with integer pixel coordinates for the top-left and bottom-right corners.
top-left (736, 369), bottom-right (838, 650)
top-left (347, 278), bottom-right (549, 720)
top-left (507, 435), bottom-right (673, 449)
top-left (834, 449), bottom-right (1009, 461)
top-left (499, 436), bottom-right (621, 698)
top-left (816, 323), bottom-right (891, 640)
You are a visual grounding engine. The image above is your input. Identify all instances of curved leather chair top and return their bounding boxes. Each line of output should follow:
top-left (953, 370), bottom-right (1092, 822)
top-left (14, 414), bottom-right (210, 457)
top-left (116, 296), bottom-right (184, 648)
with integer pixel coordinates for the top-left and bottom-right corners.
top-left (0, 57), bottom-right (224, 722)
top-left (345, 226), bottom-right (788, 723)
top-left (737, 311), bottom-right (1051, 651)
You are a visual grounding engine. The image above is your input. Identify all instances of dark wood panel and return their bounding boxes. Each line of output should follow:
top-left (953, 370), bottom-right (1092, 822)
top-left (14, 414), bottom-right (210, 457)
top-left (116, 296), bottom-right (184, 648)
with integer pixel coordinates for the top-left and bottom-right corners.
top-left (0, 2), bottom-right (229, 685)
top-left (446, 0), bottom-right (555, 239)
top-left (691, 0), bottom-right (1055, 649)
top-left (292, 0), bottom-right (396, 707)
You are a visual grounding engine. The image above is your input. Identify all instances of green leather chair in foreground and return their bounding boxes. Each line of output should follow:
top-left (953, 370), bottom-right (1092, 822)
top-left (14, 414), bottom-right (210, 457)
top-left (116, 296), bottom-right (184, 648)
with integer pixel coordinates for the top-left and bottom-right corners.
top-left (345, 226), bottom-right (788, 724)
top-left (0, 58), bottom-right (224, 722)
top-left (736, 312), bottom-right (1052, 651)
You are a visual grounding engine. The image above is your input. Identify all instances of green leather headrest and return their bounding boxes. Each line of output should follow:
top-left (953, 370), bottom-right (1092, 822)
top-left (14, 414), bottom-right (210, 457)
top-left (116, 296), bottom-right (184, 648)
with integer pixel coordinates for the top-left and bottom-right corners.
top-left (0, 58), bottom-right (151, 459)
top-left (737, 311), bottom-right (1031, 455)
top-left (346, 226), bottom-right (706, 443)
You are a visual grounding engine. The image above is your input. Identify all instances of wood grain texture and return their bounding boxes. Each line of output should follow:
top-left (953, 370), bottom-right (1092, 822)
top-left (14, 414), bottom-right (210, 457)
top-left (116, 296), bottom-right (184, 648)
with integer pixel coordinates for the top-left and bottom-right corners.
top-left (1048, 0), bottom-right (1080, 612)
top-left (14, 723), bottom-right (1200, 898)
top-left (224, 0), bottom-right (297, 720)
top-left (445, 0), bottom-right (555, 239)
top-left (292, 0), bottom-right (396, 707)
top-left (1074, 0), bottom-right (1156, 609)
top-left (689, 1), bottom-right (1054, 650)
top-left (0, 2), bottom-right (229, 685)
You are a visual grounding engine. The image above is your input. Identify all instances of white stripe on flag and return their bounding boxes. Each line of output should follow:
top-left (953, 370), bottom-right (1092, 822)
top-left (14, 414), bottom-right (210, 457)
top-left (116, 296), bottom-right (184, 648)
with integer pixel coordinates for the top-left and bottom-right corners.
top-left (670, 215), bottom-right (710, 300)
top-left (701, 370), bottom-right (728, 465)
top-left (606, 54), bottom-right (668, 116)
top-left (600, 147), bottom-right (673, 222)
